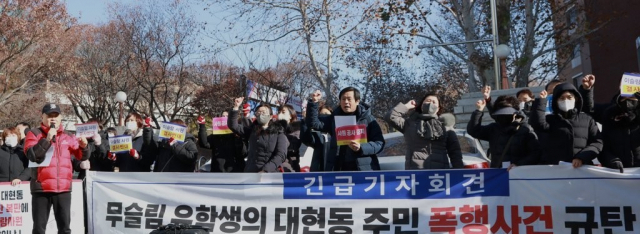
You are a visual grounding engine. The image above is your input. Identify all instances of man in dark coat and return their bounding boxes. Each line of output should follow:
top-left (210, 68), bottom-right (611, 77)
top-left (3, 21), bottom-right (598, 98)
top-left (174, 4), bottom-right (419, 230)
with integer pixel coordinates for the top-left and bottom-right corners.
top-left (531, 83), bottom-right (603, 167)
top-left (599, 92), bottom-right (640, 171)
top-left (145, 119), bottom-right (199, 172)
top-left (197, 112), bottom-right (245, 172)
top-left (306, 87), bottom-right (385, 171)
top-left (468, 95), bottom-right (541, 169)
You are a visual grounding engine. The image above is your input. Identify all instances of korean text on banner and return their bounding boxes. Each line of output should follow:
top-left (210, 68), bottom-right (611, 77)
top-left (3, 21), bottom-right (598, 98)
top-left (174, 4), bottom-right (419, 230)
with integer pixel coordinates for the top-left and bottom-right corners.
top-left (75, 123), bottom-right (99, 138)
top-left (620, 73), bottom-right (640, 97)
top-left (0, 181), bottom-right (84, 233)
top-left (108, 135), bottom-right (132, 153)
top-left (159, 122), bottom-right (187, 142)
top-left (87, 166), bottom-right (640, 234)
top-left (212, 117), bottom-right (232, 135)
top-left (334, 116), bottom-right (367, 146)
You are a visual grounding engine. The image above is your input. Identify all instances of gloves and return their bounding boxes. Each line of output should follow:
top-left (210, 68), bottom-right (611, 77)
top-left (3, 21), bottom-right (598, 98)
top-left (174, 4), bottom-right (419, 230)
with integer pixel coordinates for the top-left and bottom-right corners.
top-left (162, 137), bottom-right (176, 148)
top-left (197, 116), bottom-right (206, 125)
top-left (613, 160), bottom-right (624, 173)
top-left (130, 149), bottom-right (140, 160)
top-left (108, 152), bottom-right (117, 161)
top-left (144, 117), bottom-right (152, 128)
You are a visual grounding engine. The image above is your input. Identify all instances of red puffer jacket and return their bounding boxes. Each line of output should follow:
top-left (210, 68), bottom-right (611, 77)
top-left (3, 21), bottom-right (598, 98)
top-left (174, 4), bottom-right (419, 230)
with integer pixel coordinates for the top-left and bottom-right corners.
top-left (24, 123), bottom-right (91, 193)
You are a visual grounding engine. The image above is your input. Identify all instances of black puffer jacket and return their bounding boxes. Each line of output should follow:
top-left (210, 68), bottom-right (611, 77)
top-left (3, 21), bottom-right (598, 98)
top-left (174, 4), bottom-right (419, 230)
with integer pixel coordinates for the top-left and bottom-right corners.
top-left (198, 123), bottom-right (244, 172)
top-left (280, 121), bottom-right (302, 172)
top-left (146, 129), bottom-right (199, 172)
top-left (0, 145), bottom-right (30, 182)
top-left (300, 118), bottom-right (331, 172)
top-left (468, 110), bottom-right (541, 168)
top-left (531, 83), bottom-right (603, 165)
top-left (599, 99), bottom-right (640, 168)
top-left (306, 102), bottom-right (385, 171)
top-left (112, 129), bottom-right (154, 172)
top-left (385, 103), bottom-right (463, 169)
top-left (228, 110), bottom-right (289, 172)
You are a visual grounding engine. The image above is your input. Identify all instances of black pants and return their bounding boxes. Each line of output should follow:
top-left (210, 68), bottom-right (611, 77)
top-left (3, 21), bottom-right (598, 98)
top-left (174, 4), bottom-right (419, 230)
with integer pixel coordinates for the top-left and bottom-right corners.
top-left (32, 192), bottom-right (72, 234)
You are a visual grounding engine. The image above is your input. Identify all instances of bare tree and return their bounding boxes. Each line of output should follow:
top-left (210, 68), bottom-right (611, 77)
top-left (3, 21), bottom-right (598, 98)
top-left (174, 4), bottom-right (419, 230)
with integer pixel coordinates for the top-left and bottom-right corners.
top-left (206, 0), bottom-right (378, 105)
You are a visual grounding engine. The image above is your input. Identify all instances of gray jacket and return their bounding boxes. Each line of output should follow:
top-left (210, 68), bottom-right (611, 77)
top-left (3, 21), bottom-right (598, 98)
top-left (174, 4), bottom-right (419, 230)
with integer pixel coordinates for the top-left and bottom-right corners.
top-left (384, 103), bottom-right (464, 169)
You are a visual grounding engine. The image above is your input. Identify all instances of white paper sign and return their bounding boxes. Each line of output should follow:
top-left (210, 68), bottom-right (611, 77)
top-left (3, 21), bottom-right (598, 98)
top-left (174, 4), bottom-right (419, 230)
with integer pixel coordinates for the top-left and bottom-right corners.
top-left (75, 123), bottom-right (99, 138)
top-left (28, 145), bottom-right (54, 168)
top-left (334, 116), bottom-right (356, 128)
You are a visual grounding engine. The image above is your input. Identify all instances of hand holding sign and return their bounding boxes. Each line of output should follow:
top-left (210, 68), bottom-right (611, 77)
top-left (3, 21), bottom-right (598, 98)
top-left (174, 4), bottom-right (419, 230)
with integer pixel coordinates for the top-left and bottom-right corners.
top-left (349, 140), bottom-right (361, 152)
top-left (582, 74), bottom-right (595, 90)
top-left (620, 73), bottom-right (640, 97)
top-left (108, 152), bottom-right (117, 161)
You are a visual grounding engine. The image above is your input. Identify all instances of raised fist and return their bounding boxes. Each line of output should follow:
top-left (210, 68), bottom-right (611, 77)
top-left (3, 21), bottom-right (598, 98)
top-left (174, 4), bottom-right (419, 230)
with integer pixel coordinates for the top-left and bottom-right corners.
top-left (476, 99), bottom-right (486, 111)
top-left (581, 74), bottom-right (595, 90)
top-left (197, 116), bottom-right (206, 125)
top-left (144, 117), bottom-right (152, 128)
top-left (233, 97), bottom-right (245, 109)
top-left (540, 90), bottom-right (548, 99)
top-left (310, 90), bottom-right (323, 103)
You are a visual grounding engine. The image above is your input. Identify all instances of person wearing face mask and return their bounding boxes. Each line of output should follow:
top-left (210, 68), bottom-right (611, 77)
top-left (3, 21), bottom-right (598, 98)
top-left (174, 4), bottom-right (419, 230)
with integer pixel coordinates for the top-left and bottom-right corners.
top-left (531, 83), bottom-right (603, 167)
top-left (468, 96), bottom-right (541, 170)
top-left (300, 104), bottom-right (333, 171)
top-left (307, 87), bottom-right (385, 171)
top-left (106, 113), bottom-right (154, 172)
top-left (0, 127), bottom-right (30, 185)
top-left (277, 104), bottom-right (302, 172)
top-left (516, 89), bottom-right (535, 117)
top-left (228, 98), bottom-right (289, 172)
top-left (385, 93), bottom-right (463, 169)
top-left (197, 111), bottom-right (245, 172)
top-left (74, 119), bottom-right (111, 180)
top-left (598, 92), bottom-right (640, 172)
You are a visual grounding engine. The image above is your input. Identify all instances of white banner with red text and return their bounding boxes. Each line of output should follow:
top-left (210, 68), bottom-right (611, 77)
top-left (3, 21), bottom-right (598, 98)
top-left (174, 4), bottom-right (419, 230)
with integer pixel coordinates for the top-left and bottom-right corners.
top-left (86, 166), bottom-right (640, 234)
top-left (0, 180), bottom-right (84, 233)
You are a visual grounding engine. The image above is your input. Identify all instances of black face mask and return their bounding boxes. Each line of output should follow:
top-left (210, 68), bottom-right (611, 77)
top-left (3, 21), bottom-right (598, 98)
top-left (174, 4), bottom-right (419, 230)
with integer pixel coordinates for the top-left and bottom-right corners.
top-left (495, 115), bottom-right (514, 126)
top-left (522, 102), bottom-right (533, 112)
top-left (620, 99), bottom-right (639, 112)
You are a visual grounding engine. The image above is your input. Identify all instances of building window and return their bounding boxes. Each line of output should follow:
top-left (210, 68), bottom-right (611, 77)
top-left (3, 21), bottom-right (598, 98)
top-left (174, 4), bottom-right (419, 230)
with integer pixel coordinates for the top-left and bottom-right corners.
top-left (566, 6), bottom-right (578, 35)
top-left (571, 43), bottom-right (581, 68)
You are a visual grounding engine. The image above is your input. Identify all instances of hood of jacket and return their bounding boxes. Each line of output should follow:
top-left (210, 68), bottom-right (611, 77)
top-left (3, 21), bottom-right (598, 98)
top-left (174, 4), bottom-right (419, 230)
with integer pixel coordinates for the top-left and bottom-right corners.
top-left (254, 120), bottom-right (285, 135)
top-left (333, 103), bottom-right (374, 123)
top-left (551, 82), bottom-right (583, 114)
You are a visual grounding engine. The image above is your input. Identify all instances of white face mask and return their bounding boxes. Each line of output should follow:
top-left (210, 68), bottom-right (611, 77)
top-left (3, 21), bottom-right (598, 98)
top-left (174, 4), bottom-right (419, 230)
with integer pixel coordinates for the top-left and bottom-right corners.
top-left (277, 113), bottom-right (291, 122)
top-left (558, 100), bottom-right (576, 112)
top-left (519, 102), bottom-right (525, 110)
top-left (4, 136), bottom-right (18, 147)
top-left (126, 121), bottom-right (138, 131)
top-left (108, 133), bottom-right (115, 138)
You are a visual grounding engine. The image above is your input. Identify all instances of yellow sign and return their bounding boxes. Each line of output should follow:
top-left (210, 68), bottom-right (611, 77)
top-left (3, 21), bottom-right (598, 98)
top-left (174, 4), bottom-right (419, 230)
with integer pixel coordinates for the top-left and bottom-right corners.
top-left (108, 136), bottom-right (132, 153)
top-left (159, 122), bottom-right (187, 142)
top-left (620, 73), bottom-right (640, 97)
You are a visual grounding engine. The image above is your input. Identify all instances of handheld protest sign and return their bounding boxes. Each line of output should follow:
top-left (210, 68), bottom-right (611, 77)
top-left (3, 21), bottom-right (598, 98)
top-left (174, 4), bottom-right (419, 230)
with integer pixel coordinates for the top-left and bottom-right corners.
top-left (212, 117), bottom-right (232, 135)
top-left (334, 116), bottom-right (368, 146)
top-left (159, 122), bottom-right (187, 142)
top-left (109, 135), bottom-right (133, 153)
top-left (75, 123), bottom-right (99, 138)
top-left (620, 73), bottom-right (640, 97)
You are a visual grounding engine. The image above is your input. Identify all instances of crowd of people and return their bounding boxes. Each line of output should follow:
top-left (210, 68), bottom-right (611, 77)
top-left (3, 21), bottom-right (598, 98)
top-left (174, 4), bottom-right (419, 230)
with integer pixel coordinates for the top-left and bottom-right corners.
top-left (0, 78), bottom-right (638, 232)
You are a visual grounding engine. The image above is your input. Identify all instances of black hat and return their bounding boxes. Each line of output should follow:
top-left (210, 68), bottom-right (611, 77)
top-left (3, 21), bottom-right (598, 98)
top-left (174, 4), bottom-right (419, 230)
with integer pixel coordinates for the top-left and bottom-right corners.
top-left (42, 103), bottom-right (61, 115)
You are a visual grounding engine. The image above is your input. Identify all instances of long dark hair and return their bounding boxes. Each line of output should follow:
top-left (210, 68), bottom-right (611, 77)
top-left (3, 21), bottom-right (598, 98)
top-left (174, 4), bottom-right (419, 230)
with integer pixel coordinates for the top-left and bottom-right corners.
top-left (415, 93), bottom-right (443, 115)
